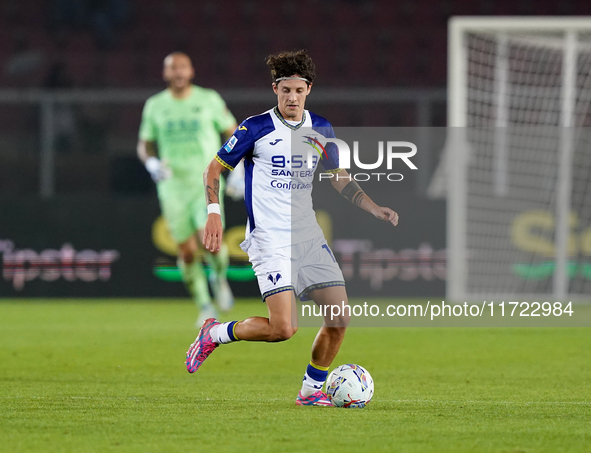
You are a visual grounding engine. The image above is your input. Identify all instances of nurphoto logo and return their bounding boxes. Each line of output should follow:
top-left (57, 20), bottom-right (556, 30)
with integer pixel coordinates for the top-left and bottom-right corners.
top-left (294, 130), bottom-right (418, 182)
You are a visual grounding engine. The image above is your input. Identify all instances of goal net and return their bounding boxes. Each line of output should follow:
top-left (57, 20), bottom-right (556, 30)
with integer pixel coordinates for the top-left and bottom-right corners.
top-left (436, 18), bottom-right (591, 301)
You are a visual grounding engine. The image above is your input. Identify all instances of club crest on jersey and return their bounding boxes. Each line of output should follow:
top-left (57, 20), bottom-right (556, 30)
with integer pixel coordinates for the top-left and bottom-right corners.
top-left (302, 135), bottom-right (329, 159)
top-left (267, 273), bottom-right (282, 285)
top-left (223, 135), bottom-right (238, 152)
top-left (269, 138), bottom-right (283, 146)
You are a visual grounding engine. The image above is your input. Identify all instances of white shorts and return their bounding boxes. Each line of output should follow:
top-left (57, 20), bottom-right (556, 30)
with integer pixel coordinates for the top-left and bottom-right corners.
top-left (248, 236), bottom-right (345, 301)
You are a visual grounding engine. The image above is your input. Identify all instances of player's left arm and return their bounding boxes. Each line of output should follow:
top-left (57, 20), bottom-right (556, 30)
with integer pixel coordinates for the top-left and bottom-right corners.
top-left (331, 169), bottom-right (399, 226)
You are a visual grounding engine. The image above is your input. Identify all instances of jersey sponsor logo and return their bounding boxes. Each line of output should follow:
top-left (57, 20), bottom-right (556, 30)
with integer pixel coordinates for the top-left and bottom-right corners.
top-left (271, 169), bottom-right (314, 177)
top-left (163, 119), bottom-right (200, 141)
top-left (271, 154), bottom-right (319, 171)
top-left (223, 135), bottom-right (238, 152)
top-left (269, 138), bottom-right (283, 146)
top-left (267, 272), bottom-right (282, 285)
top-left (238, 125), bottom-right (248, 131)
top-left (270, 180), bottom-right (312, 190)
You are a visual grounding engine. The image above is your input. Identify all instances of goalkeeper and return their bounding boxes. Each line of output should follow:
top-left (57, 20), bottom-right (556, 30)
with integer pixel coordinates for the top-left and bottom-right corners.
top-left (137, 52), bottom-right (240, 326)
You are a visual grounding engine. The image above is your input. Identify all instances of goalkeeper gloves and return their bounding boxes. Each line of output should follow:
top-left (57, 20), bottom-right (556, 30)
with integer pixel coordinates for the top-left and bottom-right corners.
top-left (145, 157), bottom-right (172, 183)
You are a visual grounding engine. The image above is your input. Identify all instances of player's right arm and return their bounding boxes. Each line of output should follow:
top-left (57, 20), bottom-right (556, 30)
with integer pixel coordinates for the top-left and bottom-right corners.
top-left (137, 139), bottom-right (172, 183)
top-left (202, 158), bottom-right (226, 253)
top-left (137, 139), bottom-right (157, 163)
top-left (203, 116), bottom-right (262, 252)
top-left (138, 98), bottom-right (171, 182)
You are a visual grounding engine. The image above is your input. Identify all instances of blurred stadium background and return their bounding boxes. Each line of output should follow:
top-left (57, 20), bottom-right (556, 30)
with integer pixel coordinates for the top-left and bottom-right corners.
top-left (1, 0), bottom-right (590, 301)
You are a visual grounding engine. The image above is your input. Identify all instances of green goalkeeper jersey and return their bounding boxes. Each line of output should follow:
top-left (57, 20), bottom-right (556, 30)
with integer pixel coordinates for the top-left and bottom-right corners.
top-left (139, 85), bottom-right (236, 185)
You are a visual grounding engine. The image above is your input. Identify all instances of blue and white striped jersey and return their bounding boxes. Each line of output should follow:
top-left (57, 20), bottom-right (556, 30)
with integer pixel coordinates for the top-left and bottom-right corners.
top-left (215, 107), bottom-right (340, 253)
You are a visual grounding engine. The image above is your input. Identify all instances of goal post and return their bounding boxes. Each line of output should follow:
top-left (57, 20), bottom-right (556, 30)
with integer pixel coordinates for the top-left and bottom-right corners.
top-left (445, 17), bottom-right (591, 302)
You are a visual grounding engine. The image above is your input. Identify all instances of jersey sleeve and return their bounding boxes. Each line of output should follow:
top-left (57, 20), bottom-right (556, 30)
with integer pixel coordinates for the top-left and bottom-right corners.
top-left (320, 129), bottom-right (341, 173)
top-left (210, 91), bottom-right (237, 133)
top-left (215, 119), bottom-right (255, 171)
top-left (311, 113), bottom-right (341, 173)
top-left (138, 98), bottom-right (157, 141)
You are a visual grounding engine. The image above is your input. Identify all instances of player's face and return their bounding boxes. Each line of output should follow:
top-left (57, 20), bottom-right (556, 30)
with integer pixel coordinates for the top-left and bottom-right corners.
top-left (163, 54), bottom-right (194, 90)
top-left (273, 78), bottom-right (311, 121)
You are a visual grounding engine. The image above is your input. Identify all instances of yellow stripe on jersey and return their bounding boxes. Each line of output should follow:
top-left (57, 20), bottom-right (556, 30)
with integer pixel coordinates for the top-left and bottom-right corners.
top-left (215, 155), bottom-right (234, 171)
top-left (323, 167), bottom-right (343, 174)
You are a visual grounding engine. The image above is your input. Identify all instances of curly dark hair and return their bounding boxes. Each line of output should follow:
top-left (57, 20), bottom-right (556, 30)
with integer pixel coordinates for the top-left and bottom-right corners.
top-left (266, 50), bottom-right (316, 85)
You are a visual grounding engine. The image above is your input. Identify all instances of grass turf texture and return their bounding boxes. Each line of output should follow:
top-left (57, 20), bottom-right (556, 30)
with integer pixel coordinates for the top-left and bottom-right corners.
top-left (1, 300), bottom-right (590, 453)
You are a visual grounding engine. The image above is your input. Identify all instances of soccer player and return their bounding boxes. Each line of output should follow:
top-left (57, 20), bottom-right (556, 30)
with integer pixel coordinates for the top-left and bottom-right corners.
top-left (186, 50), bottom-right (399, 406)
top-left (138, 52), bottom-right (238, 326)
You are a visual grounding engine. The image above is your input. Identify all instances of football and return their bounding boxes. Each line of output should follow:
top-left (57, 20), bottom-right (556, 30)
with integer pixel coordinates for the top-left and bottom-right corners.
top-left (326, 364), bottom-right (374, 408)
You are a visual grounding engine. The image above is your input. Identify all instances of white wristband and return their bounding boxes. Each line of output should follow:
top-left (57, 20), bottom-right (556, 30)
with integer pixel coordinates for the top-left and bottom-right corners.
top-left (207, 203), bottom-right (221, 215)
top-left (145, 156), bottom-right (160, 173)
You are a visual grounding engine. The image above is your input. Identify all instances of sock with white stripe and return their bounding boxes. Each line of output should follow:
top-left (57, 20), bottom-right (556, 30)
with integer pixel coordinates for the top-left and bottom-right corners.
top-left (300, 361), bottom-right (329, 397)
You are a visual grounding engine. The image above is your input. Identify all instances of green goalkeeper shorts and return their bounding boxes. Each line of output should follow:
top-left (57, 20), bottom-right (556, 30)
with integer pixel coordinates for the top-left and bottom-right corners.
top-left (157, 178), bottom-right (226, 244)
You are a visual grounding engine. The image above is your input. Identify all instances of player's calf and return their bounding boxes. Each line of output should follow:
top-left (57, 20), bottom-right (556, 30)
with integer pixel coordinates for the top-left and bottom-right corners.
top-left (269, 324), bottom-right (298, 342)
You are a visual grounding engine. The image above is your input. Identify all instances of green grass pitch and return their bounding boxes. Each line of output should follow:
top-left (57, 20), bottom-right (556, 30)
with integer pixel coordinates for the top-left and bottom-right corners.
top-left (1, 299), bottom-right (590, 453)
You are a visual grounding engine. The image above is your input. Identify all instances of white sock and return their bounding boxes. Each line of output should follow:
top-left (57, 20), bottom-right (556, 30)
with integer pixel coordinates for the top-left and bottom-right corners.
top-left (300, 363), bottom-right (329, 397)
top-left (210, 321), bottom-right (239, 344)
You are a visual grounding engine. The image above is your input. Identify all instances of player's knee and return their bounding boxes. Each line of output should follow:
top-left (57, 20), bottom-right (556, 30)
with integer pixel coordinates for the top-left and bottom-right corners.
top-left (326, 311), bottom-right (350, 329)
top-left (179, 249), bottom-right (194, 264)
top-left (271, 324), bottom-right (298, 342)
top-left (339, 311), bottom-right (351, 328)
